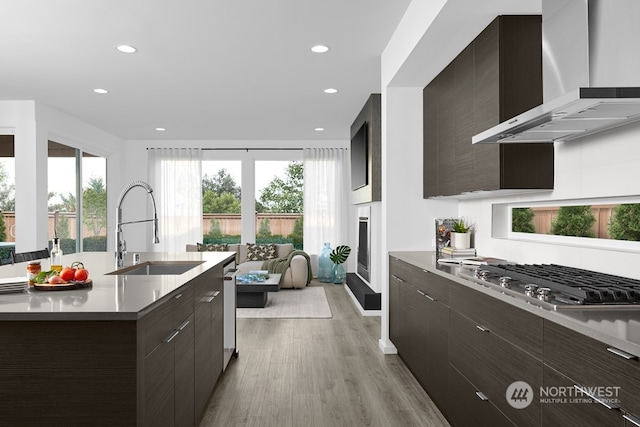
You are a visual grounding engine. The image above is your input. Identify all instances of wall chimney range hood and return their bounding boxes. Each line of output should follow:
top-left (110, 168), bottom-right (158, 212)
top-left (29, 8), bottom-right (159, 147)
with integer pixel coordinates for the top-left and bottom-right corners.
top-left (472, 87), bottom-right (640, 144)
top-left (473, 0), bottom-right (640, 144)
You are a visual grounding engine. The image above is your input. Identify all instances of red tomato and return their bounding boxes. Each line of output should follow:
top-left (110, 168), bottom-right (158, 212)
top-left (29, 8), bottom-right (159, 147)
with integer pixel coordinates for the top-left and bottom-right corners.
top-left (74, 268), bottom-right (89, 282)
top-left (59, 267), bottom-right (75, 282)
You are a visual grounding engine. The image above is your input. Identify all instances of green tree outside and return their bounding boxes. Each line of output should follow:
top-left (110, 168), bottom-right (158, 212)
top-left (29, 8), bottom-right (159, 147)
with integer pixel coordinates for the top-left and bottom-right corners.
top-left (608, 203), bottom-right (640, 241)
top-left (551, 205), bottom-right (596, 237)
top-left (258, 161), bottom-right (303, 213)
top-left (512, 208), bottom-right (536, 233)
top-left (83, 177), bottom-right (107, 236)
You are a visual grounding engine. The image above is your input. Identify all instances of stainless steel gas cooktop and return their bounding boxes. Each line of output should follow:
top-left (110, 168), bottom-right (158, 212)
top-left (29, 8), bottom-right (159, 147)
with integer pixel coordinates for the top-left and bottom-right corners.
top-left (458, 263), bottom-right (640, 311)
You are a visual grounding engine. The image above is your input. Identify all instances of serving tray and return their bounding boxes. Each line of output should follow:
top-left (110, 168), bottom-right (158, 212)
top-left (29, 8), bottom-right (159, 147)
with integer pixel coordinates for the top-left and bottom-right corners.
top-left (32, 279), bottom-right (92, 291)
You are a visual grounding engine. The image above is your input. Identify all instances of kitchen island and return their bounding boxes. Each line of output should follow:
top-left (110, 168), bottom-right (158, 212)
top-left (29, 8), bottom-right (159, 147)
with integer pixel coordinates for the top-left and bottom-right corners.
top-left (390, 251), bottom-right (640, 427)
top-left (0, 251), bottom-right (236, 427)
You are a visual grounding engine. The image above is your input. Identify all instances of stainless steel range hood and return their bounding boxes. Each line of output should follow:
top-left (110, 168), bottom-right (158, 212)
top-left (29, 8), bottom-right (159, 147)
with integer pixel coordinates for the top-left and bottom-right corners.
top-left (472, 87), bottom-right (640, 143)
top-left (473, 0), bottom-right (640, 144)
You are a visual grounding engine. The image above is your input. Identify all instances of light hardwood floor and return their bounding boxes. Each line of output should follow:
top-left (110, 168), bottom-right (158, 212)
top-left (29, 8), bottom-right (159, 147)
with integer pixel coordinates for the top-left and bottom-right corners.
top-left (199, 280), bottom-right (450, 427)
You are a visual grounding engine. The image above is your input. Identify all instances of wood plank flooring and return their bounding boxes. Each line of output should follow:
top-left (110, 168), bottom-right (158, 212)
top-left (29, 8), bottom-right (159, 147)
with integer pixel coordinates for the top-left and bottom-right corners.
top-left (199, 280), bottom-right (449, 427)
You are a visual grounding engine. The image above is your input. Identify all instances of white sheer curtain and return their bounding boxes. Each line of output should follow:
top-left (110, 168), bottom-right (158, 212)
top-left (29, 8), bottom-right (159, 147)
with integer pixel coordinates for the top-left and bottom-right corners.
top-left (303, 148), bottom-right (349, 255)
top-left (148, 148), bottom-right (202, 252)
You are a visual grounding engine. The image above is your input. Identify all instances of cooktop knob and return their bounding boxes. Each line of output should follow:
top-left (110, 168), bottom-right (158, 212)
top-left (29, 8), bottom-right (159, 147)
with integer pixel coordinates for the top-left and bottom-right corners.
top-left (537, 287), bottom-right (551, 302)
top-left (525, 284), bottom-right (538, 298)
top-left (499, 276), bottom-right (512, 288)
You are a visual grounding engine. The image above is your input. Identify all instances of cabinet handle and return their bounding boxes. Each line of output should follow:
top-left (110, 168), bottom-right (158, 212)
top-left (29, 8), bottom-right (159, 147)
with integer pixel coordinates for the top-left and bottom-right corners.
top-left (213, 290), bottom-right (221, 297)
top-left (391, 275), bottom-right (404, 283)
top-left (164, 329), bottom-right (180, 343)
top-left (424, 293), bottom-right (436, 302)
top-left (416, 289), bottom-right (426, 297)
top-left (475, 391), bottom-right (489, 401)
top-left (607, 346), bottom-right (638, 360)
top-left (476, 325), bottom-right (489, 333)
top-left (624, 413), bottom-right (640, 427)
top-left (174, 293), bottom-right (182, 300)
top-left (574, 385), bottom-right (620, 410)
top-left (177, 320), bottom-right (190, 331)
top-left (205, 294), bottom-right (215, 303)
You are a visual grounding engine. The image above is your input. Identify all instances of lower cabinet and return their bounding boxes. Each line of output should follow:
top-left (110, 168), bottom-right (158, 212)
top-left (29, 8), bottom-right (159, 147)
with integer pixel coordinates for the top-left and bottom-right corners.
top-left (141, 285), bottom-right (195, 427)
top-left (389, 254), bottom-right (640, 427)
top-left (449, 310), bottom-right (541, 427)
top-left (447, 365), bottom-right (515, 427)
top-left (541, 364), bottom-right (624, 427)
top-left (142, 263), bottom-right (226, 427)
top-left (389, 257), bottom-right (449, 415)
top-left (194, 264), bottom-right (225, 419)
top-left (144, 313), bottom-right (195, 427)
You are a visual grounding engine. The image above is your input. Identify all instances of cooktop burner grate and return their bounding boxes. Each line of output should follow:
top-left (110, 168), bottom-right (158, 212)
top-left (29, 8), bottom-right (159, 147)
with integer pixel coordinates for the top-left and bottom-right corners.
top-left (482, 264), bottom-right (640, 305)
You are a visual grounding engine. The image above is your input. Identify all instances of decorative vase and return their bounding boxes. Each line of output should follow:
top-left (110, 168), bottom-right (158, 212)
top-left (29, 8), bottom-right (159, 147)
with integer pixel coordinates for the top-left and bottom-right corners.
top-left (451, 232), bottom-right (471, 249)
top-left (318, 243), bottom-right (334, 283)
top-left (332, 263), bottom-right (346, 284)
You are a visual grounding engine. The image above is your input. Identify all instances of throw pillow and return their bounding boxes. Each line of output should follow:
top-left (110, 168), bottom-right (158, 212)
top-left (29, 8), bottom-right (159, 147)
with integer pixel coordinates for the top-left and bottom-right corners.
top-left (196, 243), bottom-right (228, 252)
top-left (246, 243), bottom-right (277, 261)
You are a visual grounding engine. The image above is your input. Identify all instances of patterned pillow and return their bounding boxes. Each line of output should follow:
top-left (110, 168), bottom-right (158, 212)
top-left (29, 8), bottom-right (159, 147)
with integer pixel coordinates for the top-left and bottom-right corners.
top-left (196, 243), bottom-right (228, 252)
top-left (246, 243), bottom-right (277, 261)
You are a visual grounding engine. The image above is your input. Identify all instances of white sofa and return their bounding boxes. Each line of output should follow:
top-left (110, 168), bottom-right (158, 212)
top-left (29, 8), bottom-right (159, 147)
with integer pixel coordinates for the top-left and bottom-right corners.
top-left (187, 243), bottom-right (310, 289)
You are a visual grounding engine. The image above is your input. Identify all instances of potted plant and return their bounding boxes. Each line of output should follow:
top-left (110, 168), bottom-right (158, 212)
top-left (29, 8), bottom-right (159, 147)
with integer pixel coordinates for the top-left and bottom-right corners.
top-left (451, 218), bottom-right (474, 249)
top-left (329, 245), bottom-right (351, 284)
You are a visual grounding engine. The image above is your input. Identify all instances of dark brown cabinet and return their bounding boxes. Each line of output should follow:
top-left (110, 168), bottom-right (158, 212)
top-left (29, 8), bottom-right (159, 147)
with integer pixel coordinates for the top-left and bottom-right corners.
top-left (423, 15), bottom-right (554, 198)
top-left (449, 310), bottom-right (542, 427)
top-left (194, 264), bottom-right (225, 419)
top-left (541, 365), bottom-right (624, 427)
top-left (389, 257), bottom-right (449, 414)
top-left (544, 320), bottom-right (640, 422)
top-left (141, 286), bottom-right (195, 427)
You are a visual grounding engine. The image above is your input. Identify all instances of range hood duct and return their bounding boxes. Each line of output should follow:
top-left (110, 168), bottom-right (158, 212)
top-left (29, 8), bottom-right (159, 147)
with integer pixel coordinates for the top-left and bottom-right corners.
top-left (473, 0), bottom-right (640, 144)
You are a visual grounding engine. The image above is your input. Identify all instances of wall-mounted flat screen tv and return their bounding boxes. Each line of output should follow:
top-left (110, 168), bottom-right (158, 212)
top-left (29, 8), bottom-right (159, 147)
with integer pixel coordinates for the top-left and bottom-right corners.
top-left (351, 122), bottom-right (368, 191)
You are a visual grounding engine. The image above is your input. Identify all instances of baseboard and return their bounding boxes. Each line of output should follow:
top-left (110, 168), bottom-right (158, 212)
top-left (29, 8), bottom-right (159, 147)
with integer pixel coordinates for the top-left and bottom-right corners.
top-left (378, 339), bottom-right (398, 355)
top-left (344, 285), bottom-right (381, 317)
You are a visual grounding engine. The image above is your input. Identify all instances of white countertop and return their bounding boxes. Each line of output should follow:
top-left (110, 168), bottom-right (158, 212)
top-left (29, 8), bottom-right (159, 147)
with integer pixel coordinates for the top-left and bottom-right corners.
top-left (390, 251), bottom-right (640, 358)
top-left (0, 251), bottom-right (235, 321)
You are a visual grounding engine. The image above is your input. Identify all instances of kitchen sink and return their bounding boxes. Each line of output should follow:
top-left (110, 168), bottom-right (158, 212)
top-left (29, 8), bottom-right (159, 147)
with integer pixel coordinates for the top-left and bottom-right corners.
top-left (107, 261), bottom-right (204, 276)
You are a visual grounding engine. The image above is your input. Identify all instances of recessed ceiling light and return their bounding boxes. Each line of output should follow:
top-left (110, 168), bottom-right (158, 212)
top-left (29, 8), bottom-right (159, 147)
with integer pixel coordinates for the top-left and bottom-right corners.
top-left (93, 88), bottom-right (109, 94)
top-left (315, 127), bottom-right (325, 132)
top-left (155, 127), bottom-right (166, 132)
top-left (324, 88), bottom-right (338, 94)
top-left (311, 45), bottom-right (329, 53)
top-left (116, 44), bottom-right (137, 53)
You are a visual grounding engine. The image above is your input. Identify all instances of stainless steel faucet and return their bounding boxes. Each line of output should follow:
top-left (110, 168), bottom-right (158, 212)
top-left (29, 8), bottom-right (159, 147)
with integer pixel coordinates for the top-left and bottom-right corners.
top-left (115, 180), bottom-right (160, 268)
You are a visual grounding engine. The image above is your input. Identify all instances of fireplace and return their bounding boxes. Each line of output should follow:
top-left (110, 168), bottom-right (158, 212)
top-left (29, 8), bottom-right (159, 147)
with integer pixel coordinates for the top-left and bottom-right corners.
top-left (357, 215), bottom-right (370, 283)
top-left (345, 205), bottom-right (380, 312)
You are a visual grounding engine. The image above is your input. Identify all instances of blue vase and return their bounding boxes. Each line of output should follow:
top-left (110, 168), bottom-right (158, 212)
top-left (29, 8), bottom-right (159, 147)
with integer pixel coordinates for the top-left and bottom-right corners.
top-left (318, 243), bottom-right (333, 283)
top-left (332, 263), bottom-right (346, 284)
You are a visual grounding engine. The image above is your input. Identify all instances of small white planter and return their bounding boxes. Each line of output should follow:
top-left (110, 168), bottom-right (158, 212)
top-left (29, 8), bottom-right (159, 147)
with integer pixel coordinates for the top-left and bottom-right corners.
top-left (451, 232), bottom-right (471, 249)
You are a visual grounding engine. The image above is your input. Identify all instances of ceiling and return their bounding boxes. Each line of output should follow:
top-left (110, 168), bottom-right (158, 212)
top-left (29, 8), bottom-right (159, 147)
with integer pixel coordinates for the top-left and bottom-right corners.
top-left (1, 0), bottom-right (412, 142)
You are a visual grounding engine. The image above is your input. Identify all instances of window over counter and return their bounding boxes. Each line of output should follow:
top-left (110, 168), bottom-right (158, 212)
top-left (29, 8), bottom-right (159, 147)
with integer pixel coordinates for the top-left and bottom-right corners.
top-left (493, 196), bottom-right (640, 252)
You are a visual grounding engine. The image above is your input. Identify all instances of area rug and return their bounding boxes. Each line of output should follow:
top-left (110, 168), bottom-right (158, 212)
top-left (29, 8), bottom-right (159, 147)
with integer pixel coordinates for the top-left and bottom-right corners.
top-left (236, 286), bottom-right (332, 319)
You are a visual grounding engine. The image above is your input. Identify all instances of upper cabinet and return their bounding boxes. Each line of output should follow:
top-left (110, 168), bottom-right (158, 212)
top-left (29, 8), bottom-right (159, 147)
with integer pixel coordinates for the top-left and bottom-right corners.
top-left (423, 15), bottom-right (554, 199)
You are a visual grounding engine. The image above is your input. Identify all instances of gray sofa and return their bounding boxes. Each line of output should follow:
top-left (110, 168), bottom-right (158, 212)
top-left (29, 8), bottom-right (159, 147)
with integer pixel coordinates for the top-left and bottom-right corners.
top-left (187, 243), bottom-right (309, 289)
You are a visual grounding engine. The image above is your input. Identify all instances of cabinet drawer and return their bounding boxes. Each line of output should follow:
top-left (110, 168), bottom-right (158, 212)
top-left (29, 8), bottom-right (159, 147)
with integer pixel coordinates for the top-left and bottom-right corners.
top-left (193, 265), bottom-right (223, 303)
top-left (448, 365), bottom-right (515, 427)
top-left (450, 310), bottom-right (542, 427)
top-left (389, 257), bottom-right (449, 305)
top-left (542, 364), bottom-right (624, 427)
top-left (142, 285), bottom-right (194, 356)
top-left (450, 281), bottom-right (542, 360)
top-left (544, 320), bottom-right (640, 416)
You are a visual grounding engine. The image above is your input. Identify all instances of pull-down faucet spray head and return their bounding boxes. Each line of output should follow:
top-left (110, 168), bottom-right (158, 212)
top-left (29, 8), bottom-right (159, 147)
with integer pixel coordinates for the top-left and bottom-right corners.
top-left (115, 180), bottom-right (160, 268)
